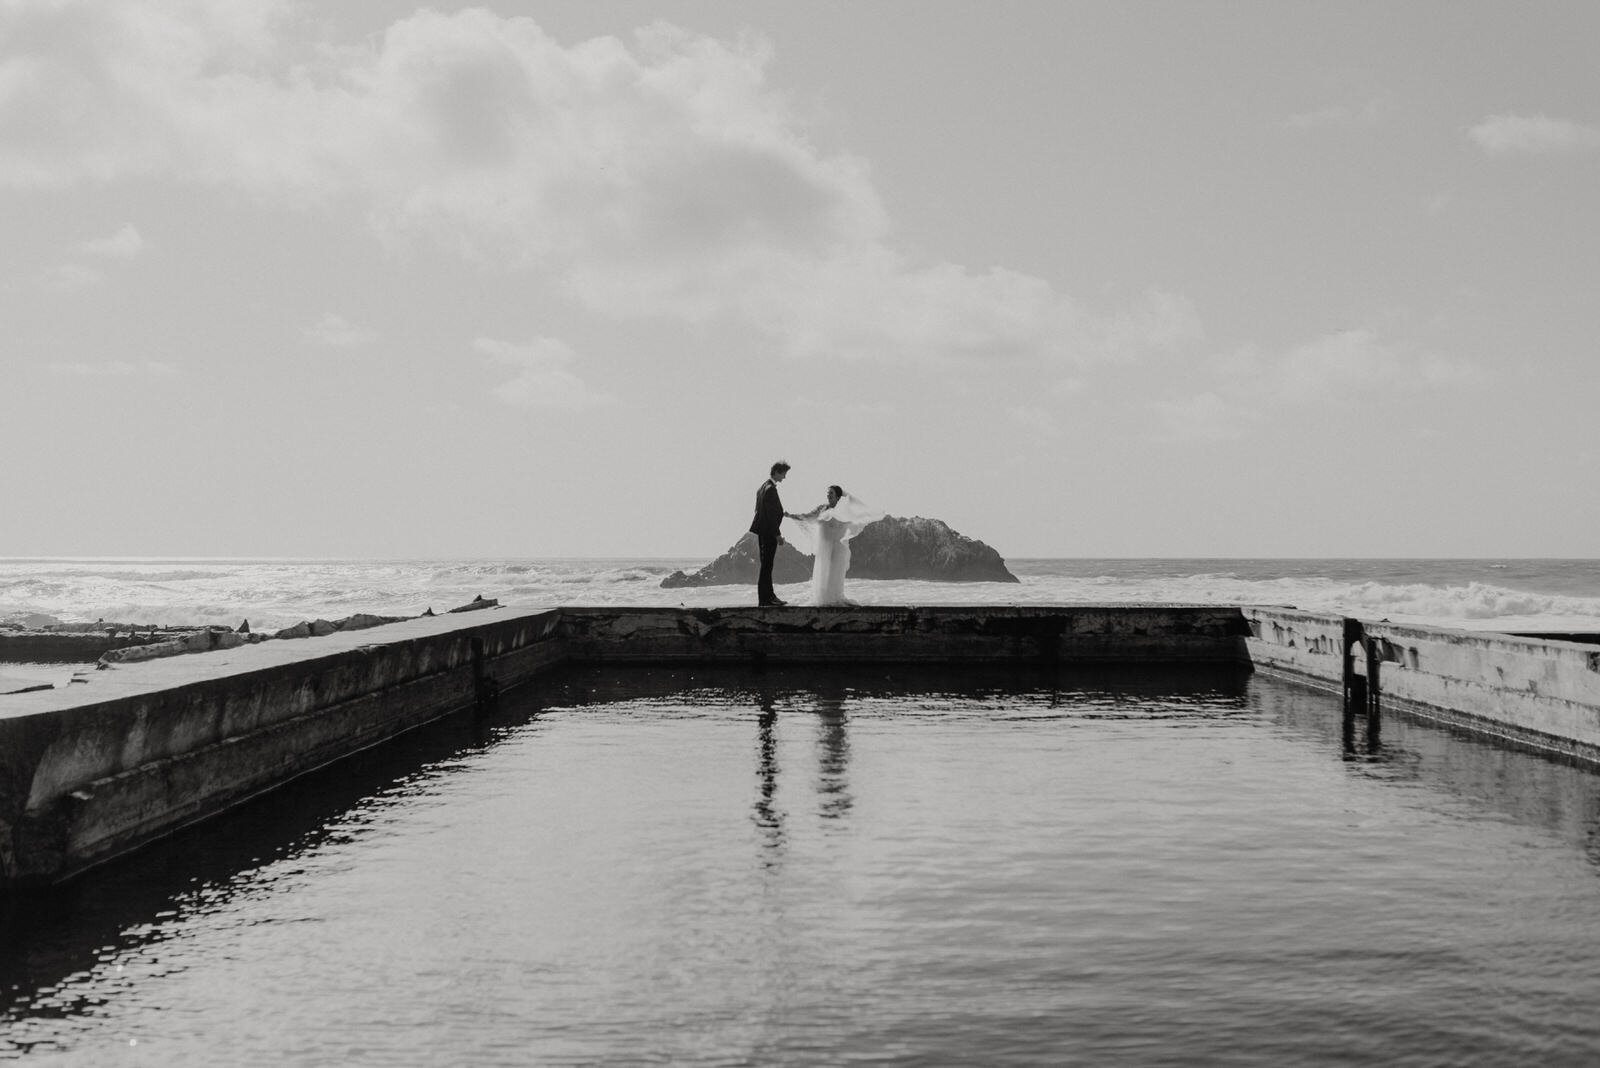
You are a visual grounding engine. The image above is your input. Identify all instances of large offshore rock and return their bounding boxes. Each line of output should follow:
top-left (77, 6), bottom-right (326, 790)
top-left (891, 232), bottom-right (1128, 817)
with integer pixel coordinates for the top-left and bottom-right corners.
top-left (849, 516), bottom-right (1019, 582)
top-left (660, 534), bottom-right (812, 589)
top-left (660, 516), bottom-right (1018, 588)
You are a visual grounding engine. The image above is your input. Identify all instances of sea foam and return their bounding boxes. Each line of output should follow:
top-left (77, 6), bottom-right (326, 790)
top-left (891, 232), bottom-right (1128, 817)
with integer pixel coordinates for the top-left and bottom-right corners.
top-left (2, 559), bottom-right (1598, 634)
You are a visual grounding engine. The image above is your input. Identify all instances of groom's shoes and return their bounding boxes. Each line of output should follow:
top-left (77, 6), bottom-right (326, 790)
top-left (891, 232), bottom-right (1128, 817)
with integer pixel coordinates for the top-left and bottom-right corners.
top-left (760, 598), bottom-right (787, 607)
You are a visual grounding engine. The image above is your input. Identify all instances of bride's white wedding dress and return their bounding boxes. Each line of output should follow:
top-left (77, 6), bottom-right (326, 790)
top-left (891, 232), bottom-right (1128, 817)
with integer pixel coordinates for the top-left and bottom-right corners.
top-left (784, 494), bottom-right (884, 606)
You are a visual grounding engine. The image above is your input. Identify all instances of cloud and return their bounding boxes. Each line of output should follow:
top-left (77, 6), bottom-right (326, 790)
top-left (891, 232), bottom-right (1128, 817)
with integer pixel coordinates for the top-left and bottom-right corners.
top-left (1000, 379), bottom-right (1085, 439)
top-left (40, 262), bottom-right (102, 291)
top-left (1100, 290), bottom-right (1203, 358)
top-left (1423, 190), bottom-right (1457, 216)
top-left (475, 336), bottom-right (615, 410)
top-left (791, 397), bottom-right (896, 419)
top-left (47, 360), bottom-right (177, 376)
top-left (1285, 98), bottom-right (1386, 129)
top-left (1148, 392), bottom-right (1245, 444)
top-left (1245, 329), bottom-right (1485, 404)
top-left (1153, 329), bottom-right (1485, 442)
top-left (1468, 113), bottom-right (1600, 155)
top-left (79, 223), bottom-right (144, 258)
top-left (304, 312), bottom-right (377, 348)
top-left (1009, 405), bottom-right (1062, 439)
top-left (717, 257), bottom-right (1200, 363)
top-left (0, 2), bottom-right (1196, 365)
top-left (38, 223), bottom-right (145, 289)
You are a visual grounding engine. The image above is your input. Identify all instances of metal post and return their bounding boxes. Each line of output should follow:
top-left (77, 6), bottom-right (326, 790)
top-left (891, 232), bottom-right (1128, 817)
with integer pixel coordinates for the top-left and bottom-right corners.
top-left (1365, 638), bottom-right (1382, 752)
top-left (1341, 618), bottom-right (1364, 756)
top-left (470, 636), bottom-right (499, 714)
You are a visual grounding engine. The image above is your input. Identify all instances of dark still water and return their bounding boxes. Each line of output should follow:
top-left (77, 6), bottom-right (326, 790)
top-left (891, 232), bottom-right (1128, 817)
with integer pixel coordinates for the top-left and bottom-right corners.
top-left (7, 666), bottom-right (1600, 1065)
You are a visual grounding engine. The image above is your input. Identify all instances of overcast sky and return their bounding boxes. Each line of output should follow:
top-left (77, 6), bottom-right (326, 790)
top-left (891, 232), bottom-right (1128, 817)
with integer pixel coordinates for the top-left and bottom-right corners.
top-left (3, 1), bottom-right (1597, 559)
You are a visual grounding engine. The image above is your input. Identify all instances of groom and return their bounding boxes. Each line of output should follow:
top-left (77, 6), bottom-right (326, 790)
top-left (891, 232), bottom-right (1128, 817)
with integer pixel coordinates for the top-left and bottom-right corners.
top-left (750, 460), bottom-right (790, 607)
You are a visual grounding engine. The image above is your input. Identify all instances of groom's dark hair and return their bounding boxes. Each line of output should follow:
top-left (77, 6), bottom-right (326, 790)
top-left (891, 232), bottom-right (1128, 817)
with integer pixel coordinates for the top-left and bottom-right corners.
top-left (770, 461), bottom-right (790, 476)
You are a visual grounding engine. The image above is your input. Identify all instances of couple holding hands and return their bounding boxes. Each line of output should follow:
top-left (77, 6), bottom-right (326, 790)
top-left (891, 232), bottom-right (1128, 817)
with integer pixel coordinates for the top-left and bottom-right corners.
top-left (749, 461), bottom-right (882, 607)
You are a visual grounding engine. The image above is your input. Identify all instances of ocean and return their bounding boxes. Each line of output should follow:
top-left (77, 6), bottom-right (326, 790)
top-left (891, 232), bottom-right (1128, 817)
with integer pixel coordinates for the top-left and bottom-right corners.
top-left (3, 557), bottom-right (1599, 635)
top-left (9, 562), bottom-right (1600, 1062)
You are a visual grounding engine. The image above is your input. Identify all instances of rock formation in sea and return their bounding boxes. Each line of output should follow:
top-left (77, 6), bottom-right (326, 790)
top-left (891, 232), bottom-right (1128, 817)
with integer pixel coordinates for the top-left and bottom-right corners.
top-left (660, 515), bottom-right (1019, 588)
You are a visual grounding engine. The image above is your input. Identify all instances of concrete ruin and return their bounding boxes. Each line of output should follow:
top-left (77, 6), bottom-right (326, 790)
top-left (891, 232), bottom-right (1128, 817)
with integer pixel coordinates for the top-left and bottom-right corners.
top-left (3, 603), bottom-right (1599, 891)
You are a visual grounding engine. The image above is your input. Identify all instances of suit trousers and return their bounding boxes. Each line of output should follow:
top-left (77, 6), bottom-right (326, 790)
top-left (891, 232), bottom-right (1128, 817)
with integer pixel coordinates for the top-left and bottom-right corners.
top-left (757, 534), bottom-right (779, 604)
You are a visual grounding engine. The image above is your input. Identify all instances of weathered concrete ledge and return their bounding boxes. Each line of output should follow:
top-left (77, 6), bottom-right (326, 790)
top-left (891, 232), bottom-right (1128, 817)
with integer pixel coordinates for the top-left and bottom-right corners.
top-left (1245, 606), bottom-right (1600, 765)
top-left (0, 628), bottom-right (204, 664)
top-left (557, 604), bottom-right (1251, 664)
top-left (0, 604), bottom-right (1246, 890)
top-left (0, 610), bottom-right (567, 891)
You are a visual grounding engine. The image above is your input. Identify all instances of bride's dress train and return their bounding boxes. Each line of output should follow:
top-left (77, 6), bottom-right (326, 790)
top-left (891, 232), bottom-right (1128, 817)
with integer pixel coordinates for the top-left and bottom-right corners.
top-left (784, 494), bottom-right (884, 606)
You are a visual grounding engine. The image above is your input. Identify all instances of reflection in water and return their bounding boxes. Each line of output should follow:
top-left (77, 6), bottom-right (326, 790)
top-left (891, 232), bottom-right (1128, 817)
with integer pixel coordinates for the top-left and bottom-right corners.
top-left (0, 702), bottom-right (536, 1054)
top-left (1254, 675), bottom-right (1600, 876)
top-left (1339, 689), bottom-right (1384, 761)
top-left (749, 678), bottom-right (855, 862)
top-left (752, 688), bottom-right (785, 865)
top-left (814, 682), bottom-right (852, 824)
top-left (17, 663), bottom-right (1600, 1064)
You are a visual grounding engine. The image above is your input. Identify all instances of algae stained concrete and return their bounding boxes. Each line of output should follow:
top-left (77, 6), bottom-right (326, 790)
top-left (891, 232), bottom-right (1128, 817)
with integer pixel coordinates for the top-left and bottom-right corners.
top-left (0, 610), bottom-right (567, 889)
top-left (1245, 606), bottom-right (1600, 765)
top-left (558, 604), bottom-right (1251, 664)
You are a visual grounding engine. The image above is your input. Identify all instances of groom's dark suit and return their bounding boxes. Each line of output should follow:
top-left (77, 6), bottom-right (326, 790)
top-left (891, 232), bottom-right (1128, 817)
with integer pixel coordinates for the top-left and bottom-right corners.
top-left (750, 478), bottom-right (785, 606)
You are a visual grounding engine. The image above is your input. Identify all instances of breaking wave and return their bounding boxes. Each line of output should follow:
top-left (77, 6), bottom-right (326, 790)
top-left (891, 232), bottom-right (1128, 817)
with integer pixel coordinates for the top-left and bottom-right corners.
top-left (3, 558), bottom-right (1598, 633)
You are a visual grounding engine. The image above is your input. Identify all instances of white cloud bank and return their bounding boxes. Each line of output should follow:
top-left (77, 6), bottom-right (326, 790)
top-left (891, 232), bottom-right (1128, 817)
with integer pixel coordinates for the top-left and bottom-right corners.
top-left (475, 336), bottom-right (615, 410)
top-left (304, 312), bottom-right (377, 348)
top-left (37, 223), bottom-right (145, 289)
top-left (79, 224), bottom-right (144, 259)
top-left (0, 1), bottom-right (1196, 364)
top-left (1469, 113), bottom-right (1600, 155)
top-left (40, 262), bottom-right (102, 291)
top-left (1285, 98), bottom-right (1387, 130)
top-left (1149, 391), bottom-right (1241, 443)
top-left (1152, 329), bottom-right (1485, 442)
top-left (1217, 329), bottom-right (1485, 405)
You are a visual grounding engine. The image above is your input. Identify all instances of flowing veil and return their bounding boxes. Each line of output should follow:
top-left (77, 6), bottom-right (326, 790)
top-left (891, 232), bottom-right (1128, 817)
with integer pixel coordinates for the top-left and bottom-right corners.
top-left (783, 493), bottom-right (884, 555)
top-left (784, 493), bottom-right (885, 606)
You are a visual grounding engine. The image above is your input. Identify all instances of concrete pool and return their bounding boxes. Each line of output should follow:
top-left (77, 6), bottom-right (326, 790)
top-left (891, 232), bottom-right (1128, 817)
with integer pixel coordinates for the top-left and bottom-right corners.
top-left (6, 663), bottom-right (1600, 1064)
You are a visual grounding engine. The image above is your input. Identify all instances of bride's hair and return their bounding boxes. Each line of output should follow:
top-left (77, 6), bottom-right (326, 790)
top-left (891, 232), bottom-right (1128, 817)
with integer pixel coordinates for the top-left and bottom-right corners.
top-left (828, 484), bottom-right (844, 499)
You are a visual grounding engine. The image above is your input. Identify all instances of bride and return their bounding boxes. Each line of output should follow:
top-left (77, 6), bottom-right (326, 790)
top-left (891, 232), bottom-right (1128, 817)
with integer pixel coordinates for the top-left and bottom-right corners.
top-left (783, 485), bottom-right (884, 606)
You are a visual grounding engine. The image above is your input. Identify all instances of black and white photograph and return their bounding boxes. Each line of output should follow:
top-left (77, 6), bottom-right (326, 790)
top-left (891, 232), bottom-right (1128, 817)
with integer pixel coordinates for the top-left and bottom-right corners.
top-left (4, 1), bottom-right (1600, 1063)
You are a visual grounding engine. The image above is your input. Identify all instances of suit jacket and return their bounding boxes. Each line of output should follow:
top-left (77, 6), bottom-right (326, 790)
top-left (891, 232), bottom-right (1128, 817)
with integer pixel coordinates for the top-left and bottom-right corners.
top-left (750, 479), bottom-right (784, 538)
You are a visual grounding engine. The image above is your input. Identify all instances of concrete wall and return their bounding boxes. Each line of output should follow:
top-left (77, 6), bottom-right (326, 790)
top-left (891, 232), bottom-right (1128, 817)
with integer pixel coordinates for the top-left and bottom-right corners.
top-left (1241, 607), bottom-right (1350, 692)
top-left (1245, 606), bottom-right (1600, 764)
top-left (558, 605), bottom-right (1253, 664)
top-left (0, 610), bottom-right (566, 889)
top-left (14, 601), bottom-right (1600, 891)
top-left (0, 604), bottom-right (1248, 890)
top-left (0, 630), bottom-right (177, 663)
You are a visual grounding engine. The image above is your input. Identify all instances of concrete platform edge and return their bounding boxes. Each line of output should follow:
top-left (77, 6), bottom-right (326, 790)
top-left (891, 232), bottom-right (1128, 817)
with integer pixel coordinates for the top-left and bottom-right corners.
top-left (7, 603), bottom-right (1600, 888)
